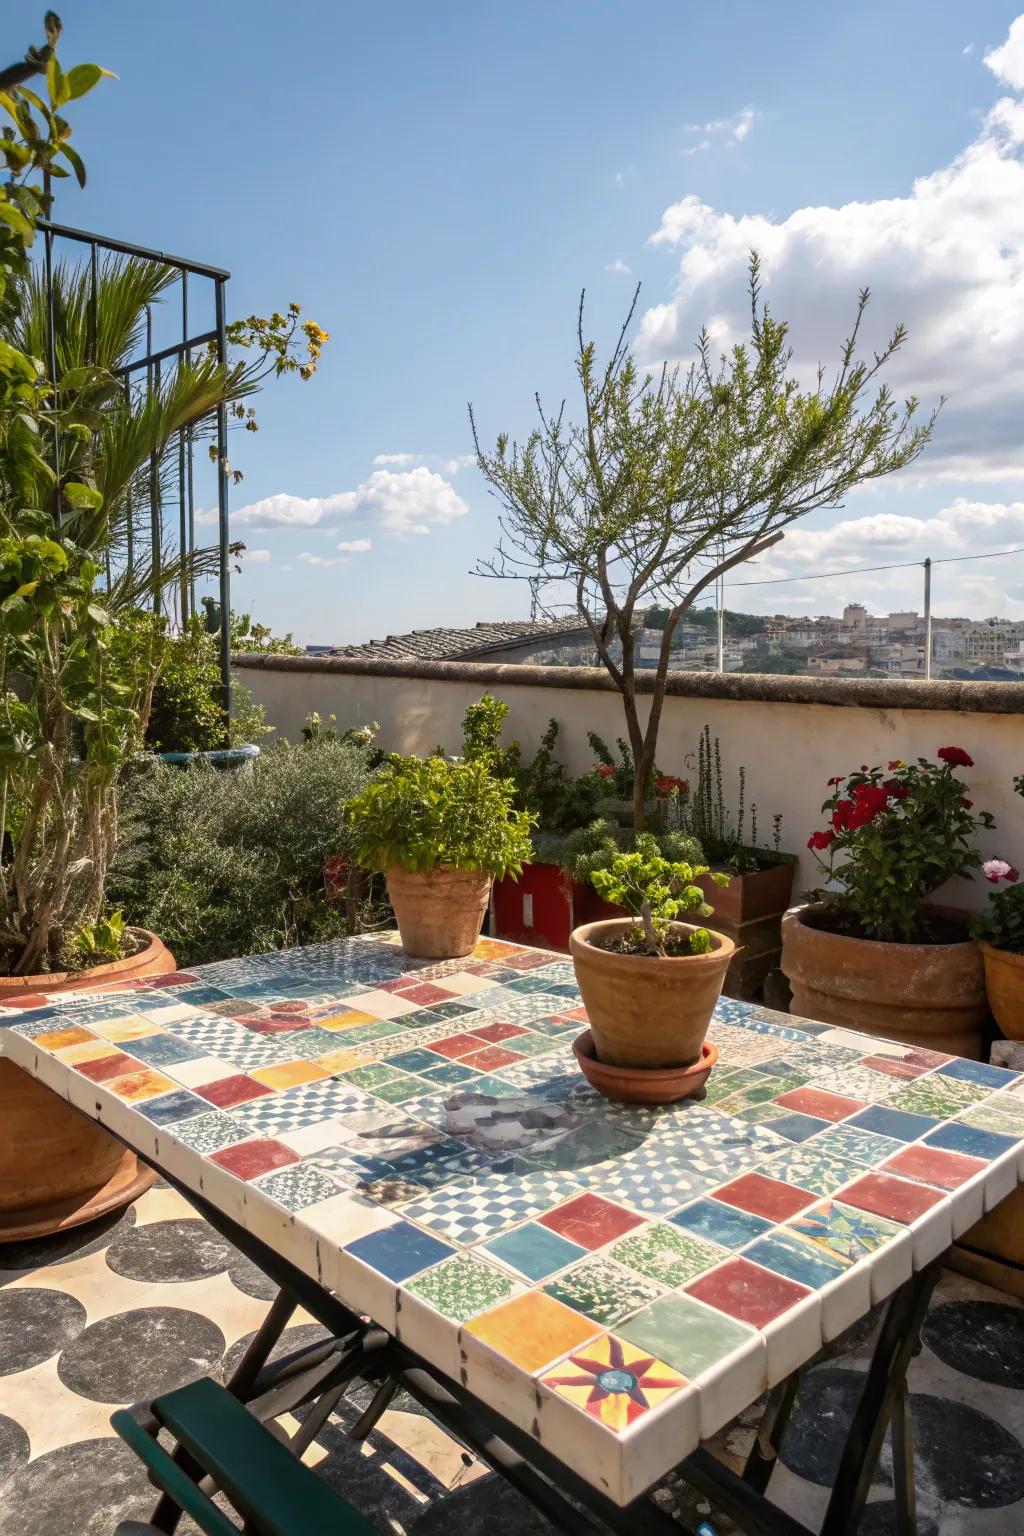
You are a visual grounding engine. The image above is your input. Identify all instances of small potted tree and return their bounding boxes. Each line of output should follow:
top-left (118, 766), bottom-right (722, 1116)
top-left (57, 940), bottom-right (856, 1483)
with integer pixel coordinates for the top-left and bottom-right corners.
top-left (346, 754), bottom-right (534, 958)
top-left (569, 843), bottom-right (733, 1102)
top-left (782, 749), bottom-right (993, 1054)
top-left (970, 777), bottom-right (1024, 1038)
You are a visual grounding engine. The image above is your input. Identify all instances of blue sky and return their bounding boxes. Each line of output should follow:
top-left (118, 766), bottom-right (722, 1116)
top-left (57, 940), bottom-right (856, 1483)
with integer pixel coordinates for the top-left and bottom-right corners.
top-left (21, 0), bottom-right (1024, 641)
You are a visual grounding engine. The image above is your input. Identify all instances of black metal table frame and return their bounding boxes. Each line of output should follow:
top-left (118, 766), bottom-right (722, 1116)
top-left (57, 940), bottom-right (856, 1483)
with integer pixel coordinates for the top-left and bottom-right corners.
top-left (139, 1162), bottom-right (939, 1536)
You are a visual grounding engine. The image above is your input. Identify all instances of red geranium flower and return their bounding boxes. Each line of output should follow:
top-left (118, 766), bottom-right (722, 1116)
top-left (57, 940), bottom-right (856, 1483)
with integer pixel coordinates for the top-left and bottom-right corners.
top-left (888, 760), bottom-right (903, 770)
top-left (962, 797), bottom-right (973, 809)
top-left (807, 829), bottom-right (835, 851)
top-left (596, 764), bottom-right (615, 779)
top-left (827, 775), bottom-right (843, 786)
top-left (1010, 868), bottom-right (1020, 883)
top-left (831, 799), bottom-right (855, 830)
top-left (938, 746), bottom-right (973, 768)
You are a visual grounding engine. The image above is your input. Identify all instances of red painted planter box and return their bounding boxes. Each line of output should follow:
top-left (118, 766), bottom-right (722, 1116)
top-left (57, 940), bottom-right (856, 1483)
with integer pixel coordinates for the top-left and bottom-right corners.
top-left (491, 862), bottom-right (576, 950)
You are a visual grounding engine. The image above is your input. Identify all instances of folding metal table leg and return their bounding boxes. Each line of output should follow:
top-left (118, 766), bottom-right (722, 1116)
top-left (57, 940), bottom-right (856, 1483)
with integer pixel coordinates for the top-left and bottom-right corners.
top-left (891, 1381), bottom-right (916, 1536)
top-left (741, 1372), bottom-right (802, 1495)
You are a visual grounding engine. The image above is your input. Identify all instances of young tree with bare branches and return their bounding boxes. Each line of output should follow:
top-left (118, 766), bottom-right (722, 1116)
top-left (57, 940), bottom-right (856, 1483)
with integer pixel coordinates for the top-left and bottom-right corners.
top-left (470, 257), bottom-right (937, 829)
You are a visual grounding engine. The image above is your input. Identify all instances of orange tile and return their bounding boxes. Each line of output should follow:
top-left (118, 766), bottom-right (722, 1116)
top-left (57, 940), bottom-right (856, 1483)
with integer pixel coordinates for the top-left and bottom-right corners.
top-left (472, 939), bottom-right (519, 960)
top-left (250, 1059), bottom-right (328, 1090)
top-left (108, 1067), bottom-right (177, 1102)
top-left (37, 1025), bottom-right (97, 1050)
top-left (316, 1009), bottom-right (378, 1032)
top-left (315, 1047), bottom-right (373, 1074)
top-left (463, 1290), bottom-right (601, 1373)
top-left (98, 1016), bottom-right (162, 1042)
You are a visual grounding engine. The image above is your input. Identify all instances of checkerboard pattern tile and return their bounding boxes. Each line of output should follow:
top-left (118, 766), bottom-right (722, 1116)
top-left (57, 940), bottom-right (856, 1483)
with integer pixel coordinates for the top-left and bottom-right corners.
top-left (3, 929), bottom-right (1023, 1509)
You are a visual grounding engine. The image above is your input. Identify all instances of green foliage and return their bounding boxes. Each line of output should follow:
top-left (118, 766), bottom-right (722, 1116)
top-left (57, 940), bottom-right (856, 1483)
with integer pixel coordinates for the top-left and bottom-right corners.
top-left (230, 612), bottom-right (302, 655)
top-left (109, 737), bottom-right (378, 967)
top-left (971, 884), bottom-right (1024, 953)
top-left (558, 818), bottom-right (704, 888)
top-left (70, 908), bottom-right (126, 966)
top-left (473, 260), bottom-right (935, 829)
top-left (346, 754), bottom-right (536, 879)
top-left (458, 693), bottom-right (602, 834)
top-left (301, 711), bottom-right (380, 750)
top-left (147, 615), bottom-right (278, 752)
top-left (806, 751), bottom-right (994, 943)
top-left (591, 847), bottom-right (725, 957)
top-left (685, 725), bottom-right (791, 872)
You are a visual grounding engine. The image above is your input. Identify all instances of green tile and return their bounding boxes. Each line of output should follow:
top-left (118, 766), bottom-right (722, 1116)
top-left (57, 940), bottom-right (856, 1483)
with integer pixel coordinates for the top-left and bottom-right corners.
top-left (619, 1293), bottom-right (757, 1377)
top-left (610, 1222), bottom-right (725, 1288)
top-left (737, 1102), bottom-right (792, 1125)
top-left (887, 1075), bottom-right (988, 1117)
top-left (406, 1253), bottom-right (518, 1322)
top-left (543, 1256), bottom-right (664, 1326)
top-left (343, 1062), bottom-right (406, 1090)
top-left (370, 1075), bottom-right (428, 1103)
top-left (504, 1031), bottom-right (561, 1058)
top-left (957, 1094), bottom-right (1024, 1135)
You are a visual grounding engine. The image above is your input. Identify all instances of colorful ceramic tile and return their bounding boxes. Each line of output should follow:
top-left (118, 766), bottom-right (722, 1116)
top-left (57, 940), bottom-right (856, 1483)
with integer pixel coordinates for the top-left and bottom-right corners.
top-left (195, 1073), bottom-right (273, 1109)
top-left (846, 1105), bottom-right (941, 1142)
top-left (924, 1122), bottom-right (1023, 1160)
top-left (806, 1065), bottom-right (901, 1103)
top-left (882, 1143), bottom-right (987, 1190)
top-left (471, 1021), bottom-right (530, 1044)
top-left (107, 1066), bottom-right (178, 1102)
top-left (539, 1193), bottom-right (645, 1249)
top-left (685, 1255), bottom-right (811, 1328)
top-left (462, 1290), bottom-right (600, 1373)
top-left (755, 1144), bottom-right (868, 1199)
top-left (885, 1075), bottom-right (988, 1118)
top-left (229, 1079), bottom-right (374, 1136)
top-left (785, 1199), bottom-right (903, 1266)
top-left (957, 1094), bottom-right (1024, 1136)
top-left (759, 1112), bottom-right (831, 1144)
top-left (401, 1170), bottom-right (582, 1245)
top-left (172, 1109), bottom-right (251, 1153)
top-left (137, 1088), bottom-right (208, 1126)
top-left (118, 1032), bottom-right (198, 1068)
top-left (253, 1162), bottom-right (345, 1210)
top-left (618, 1292), bottom-right (758, 1379)
top-left (714, 1172), bottom-right (817, 1222)
top-left (937, 1057), bottom-right (1018, 1089)
top-left (832, 1170), bottom-right (946, 1225)
top-left (542, 1256), bottom-right (665, 1327)
top-left (344, 1219), bottom-right (454, 1281)
top-left (670, 1198), bottom-right (773, 1249)
top-left (772, 1086), bottom-right (867, 1123)
top-left (610, 1222), bottom-right (726, 1288)
top-left (539, 1333), bottom-right (686, 1431)
top-left (808, 1123), bottom-right (908, 1166)
top-left (405, 1252), bottom-right (520, 1322)
top-left (34, 1023), bottom-right (98, 1050)
top-left (75, 1049), bottom-right (145, 1083)
top-left (741, 1229), bottom-right (849, 1290)
top-left (209, 1138), bottom-right (300, 1180)
top-left (482, 1221), bottom-right (588, 1280)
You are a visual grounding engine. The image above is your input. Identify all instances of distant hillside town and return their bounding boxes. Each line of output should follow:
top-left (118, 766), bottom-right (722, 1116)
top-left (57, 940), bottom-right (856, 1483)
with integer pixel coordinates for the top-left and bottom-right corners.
top-left (306, 605), bottom-right (1024, 681)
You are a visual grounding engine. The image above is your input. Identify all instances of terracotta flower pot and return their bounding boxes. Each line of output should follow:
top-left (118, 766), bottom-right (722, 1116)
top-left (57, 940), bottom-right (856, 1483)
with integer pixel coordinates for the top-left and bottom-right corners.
top-left (780, 904), bottom-right (987, 1057)
top-left (569, 918), bottom-right (735, 1070)
top-left (978, 942), bottom-right (1024, 1040)
top-left (386, 864), bottom-right (493, 959)
top-left (0, 928), bottom-right (174, 1241)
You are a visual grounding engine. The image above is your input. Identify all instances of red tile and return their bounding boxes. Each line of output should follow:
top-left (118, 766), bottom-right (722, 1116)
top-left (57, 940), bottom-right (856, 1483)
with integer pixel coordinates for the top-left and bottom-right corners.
top-left (773, 1086), bottom-right (867, 1122)
top-left (470, 1022), bottom-right (530, 1044)
top-left (76, 1050), bottom-right (142, 1083)
top-left (5, 993), bottom-right (50, 1009)
top-left (428, 1033), bottom-right (485, 1060)
top-left (395, 982), bottom-right (457, 1006)
top-left (240, 1014), bottom-right (310, 1035)
top-left (502, 952), bottom-right (557, 970)
top-left (460, 1045), bottom-right (523, 1072)
top-left (558, 1007), bottom-right (589, 1023)
top-left (839, 1172), bottom-right (946, 1224)
top-left (377, 977), bottom-right (420, 994)
top-left (538, 1193), bottom-right (644, 1249)
top-left (686, 1256), bottom-right (811, 1327)
top-left (857, 1056), bottom-right (925, 1080)
top-left (210, 1139), bottom-right (299, 1180)
top-left (714, 1172), bottom-right (817, 1222)
top-left (881, 1145), bottom-right (986, 1192)
top-left (269, 1000), bottom-right (311, 1016)
top-left (197, 1074), bottom-right (273, 1108)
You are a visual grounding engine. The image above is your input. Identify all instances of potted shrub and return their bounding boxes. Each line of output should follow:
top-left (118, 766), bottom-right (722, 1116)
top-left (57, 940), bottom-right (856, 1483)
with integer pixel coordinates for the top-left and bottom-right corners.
top-left (346, 754), bottom-right (534, 958)
top-left (970, 780), bottom-right (1024, 1038)
top-left (781, 749), bottom-right (993, 1055)
top-left (569, 844), bottom-right (733, 1101)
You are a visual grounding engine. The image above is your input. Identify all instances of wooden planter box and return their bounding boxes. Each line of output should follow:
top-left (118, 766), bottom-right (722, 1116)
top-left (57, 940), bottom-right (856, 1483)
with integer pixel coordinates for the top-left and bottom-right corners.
top-left (492, 859), bottom-right (795, 1003)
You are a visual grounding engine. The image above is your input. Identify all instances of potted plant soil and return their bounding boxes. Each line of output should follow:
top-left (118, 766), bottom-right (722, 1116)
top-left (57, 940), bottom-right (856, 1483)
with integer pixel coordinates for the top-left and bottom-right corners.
top-left (569, 843), bottom-right (734, 1102)
top-left (781, 748), bottom-right (993, 1055)
top-left (346, 753), bottom-right (534, 959)
top-left (970, 783), bottom-right (1024, 1038)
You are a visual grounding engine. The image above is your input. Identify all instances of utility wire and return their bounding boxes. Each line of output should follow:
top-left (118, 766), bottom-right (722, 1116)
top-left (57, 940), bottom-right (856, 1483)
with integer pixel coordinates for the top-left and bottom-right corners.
top-left (729, 544), bottom-right (1024, 588)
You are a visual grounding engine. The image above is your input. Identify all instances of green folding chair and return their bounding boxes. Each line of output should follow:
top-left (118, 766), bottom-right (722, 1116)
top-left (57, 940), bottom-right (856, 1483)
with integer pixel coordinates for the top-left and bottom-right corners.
top-left (112, 1376), bottom-right (380, 1536)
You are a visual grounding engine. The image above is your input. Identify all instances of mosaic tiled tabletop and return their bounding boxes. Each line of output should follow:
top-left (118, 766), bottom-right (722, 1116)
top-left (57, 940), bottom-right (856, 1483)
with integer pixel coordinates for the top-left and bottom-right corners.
top-left (3, 933), bottom-right (1024, 1506)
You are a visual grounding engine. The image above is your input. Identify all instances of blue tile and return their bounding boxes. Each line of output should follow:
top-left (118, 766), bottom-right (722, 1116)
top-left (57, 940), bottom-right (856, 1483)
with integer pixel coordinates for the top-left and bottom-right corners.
top-left (848, 1105), bottom-right (940, 1143)
top-left (137, 1089), bottom-right (209, 1126)
top-left (418, 1062), bottom-right (480, 1087)
top-left (344, 1220), bottom-right (455, 1281)
top-left (924, 1123), bottom-right (1022, 1161)
top-left (482, 1221), bottom-right (587, 1280)
top-left (670, 1198), bottom-right (773, 1249)
top-left (125, 1033), bottom-right (198, 1068)
top-left (742, 1229), bottom-right (847, 1289)
top-left (386, 1048), bottom-right (446, 1074)
top-left (763, 1112), bottom-right (831, 1144)
top-left (937, 1058), bottom-right (1019, 1089)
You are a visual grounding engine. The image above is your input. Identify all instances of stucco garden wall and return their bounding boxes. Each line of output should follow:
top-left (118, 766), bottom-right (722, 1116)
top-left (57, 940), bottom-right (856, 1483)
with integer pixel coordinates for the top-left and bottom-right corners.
top-left (235, 654), bottom-right (1024, 912)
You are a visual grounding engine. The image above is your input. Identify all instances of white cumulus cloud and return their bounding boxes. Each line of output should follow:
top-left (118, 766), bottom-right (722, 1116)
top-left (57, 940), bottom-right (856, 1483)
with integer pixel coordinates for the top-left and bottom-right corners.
top-left (604, 258), bottom-right (632, 275)
top-left (336, 538), bottom-right (372, 552)
top-left (241, 547), bottom-right (271, 564)
top-left (639, 15), bottom-right (1024, 483)
top-left (298, 551), bottom-right (349, 568)
top-left (373, 451), bottom-right (475, 474)
top-left (232, 467), bottom-right (469, 537)
top-left (682, 106), bottom-right (758, 155)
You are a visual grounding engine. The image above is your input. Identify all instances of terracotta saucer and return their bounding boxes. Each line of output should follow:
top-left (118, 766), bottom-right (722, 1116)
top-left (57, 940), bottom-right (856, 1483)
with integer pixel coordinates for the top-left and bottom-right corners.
top-left (572, 1031), bottom-right (718, 1105)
